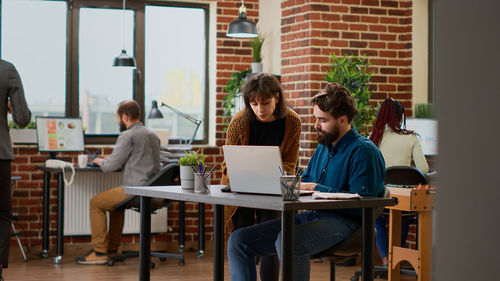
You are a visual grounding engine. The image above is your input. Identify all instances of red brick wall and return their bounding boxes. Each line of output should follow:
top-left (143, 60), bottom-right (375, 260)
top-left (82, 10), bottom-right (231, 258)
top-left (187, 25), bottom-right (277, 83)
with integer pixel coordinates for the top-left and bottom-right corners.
top-left (280, 0), bottom-right (413, 167)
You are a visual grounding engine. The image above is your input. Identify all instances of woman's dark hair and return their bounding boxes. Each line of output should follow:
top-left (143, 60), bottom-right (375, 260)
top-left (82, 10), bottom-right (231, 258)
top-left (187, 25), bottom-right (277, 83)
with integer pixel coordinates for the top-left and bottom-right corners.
top-left (117, 100), bottom-right (141, 121)
top-left (311, 83), bottom-right (358, 122)
top-left (369, 98), bottom-right (415, 147)
top-left (241, 73), bottom-right (288, 122)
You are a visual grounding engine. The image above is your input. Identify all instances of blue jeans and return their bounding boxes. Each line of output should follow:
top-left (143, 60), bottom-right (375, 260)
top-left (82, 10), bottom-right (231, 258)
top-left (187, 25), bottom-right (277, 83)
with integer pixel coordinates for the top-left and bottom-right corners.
top-left (375, 215), bottom-right (410, 259)
top-left (227, 210), bottom-right (359, 281)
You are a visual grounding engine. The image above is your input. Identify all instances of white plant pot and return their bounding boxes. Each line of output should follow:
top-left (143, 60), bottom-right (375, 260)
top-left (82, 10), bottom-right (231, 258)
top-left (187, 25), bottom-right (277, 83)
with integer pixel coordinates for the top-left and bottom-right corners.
top-left (10, 129), bottom-right (37, 144)
top-left (251, 62), bottom-right (263, 73)
top-left (180, 165), bottom-right (195, 190)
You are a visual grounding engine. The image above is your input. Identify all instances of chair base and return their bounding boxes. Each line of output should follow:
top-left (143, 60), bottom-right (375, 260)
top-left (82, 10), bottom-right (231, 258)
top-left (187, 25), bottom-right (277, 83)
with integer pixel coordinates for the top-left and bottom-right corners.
top-left (351, 265), bottom-right (417, 281)
top-left (107, 250), bottom-right (185, 267)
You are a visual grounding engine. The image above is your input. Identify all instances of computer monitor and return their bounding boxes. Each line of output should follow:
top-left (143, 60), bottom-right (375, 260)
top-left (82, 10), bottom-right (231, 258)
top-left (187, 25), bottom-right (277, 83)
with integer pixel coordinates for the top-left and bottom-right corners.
top-left (36, 116), bottom-right (85, 153)
top-left (405, 118), bottom-right (438, 155)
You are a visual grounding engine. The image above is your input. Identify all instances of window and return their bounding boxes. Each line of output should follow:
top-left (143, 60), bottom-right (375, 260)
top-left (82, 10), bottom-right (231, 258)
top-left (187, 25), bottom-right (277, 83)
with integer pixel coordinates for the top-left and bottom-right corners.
top-left (145, 5), bottom-right (207, 142)
top-left (1, 0), bottom-right (210, 143)
top-left (1, 0), bottom-right (67, 117)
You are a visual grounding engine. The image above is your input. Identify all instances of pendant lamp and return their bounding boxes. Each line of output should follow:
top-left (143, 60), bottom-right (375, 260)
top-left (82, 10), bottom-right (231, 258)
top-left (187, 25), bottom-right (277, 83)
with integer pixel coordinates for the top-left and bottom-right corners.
top-left (113, 0), bottom-right (136, 67)
top-left (226, 0), bottom-right (258, 38)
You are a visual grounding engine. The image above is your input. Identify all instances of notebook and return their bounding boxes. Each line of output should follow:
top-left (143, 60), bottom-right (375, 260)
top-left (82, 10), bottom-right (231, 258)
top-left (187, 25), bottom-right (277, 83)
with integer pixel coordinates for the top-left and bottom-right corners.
top-left (222, 145), bottom-right (314, 196)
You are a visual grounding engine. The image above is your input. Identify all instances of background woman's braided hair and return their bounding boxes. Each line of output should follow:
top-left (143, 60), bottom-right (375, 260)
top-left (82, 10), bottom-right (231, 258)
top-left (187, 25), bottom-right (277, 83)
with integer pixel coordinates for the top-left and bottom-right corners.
top-left (369, 98), bottom-right (415, 147)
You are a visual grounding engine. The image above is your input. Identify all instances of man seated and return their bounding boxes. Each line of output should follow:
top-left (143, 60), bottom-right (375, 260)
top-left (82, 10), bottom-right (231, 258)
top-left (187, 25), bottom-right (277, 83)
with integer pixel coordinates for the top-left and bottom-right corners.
top-left (77, 100), bottom-right (161, 265)
top-left (227, 83), bottom-right (386, 281)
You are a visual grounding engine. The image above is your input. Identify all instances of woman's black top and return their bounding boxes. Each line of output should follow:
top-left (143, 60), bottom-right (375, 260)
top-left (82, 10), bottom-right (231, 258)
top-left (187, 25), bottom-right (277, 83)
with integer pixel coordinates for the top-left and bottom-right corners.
top-left (248, 117), bottom-right (286, 146)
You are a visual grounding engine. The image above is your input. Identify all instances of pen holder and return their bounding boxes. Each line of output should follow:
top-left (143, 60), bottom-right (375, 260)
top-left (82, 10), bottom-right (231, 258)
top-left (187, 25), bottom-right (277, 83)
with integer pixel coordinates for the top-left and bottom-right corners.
top-left (280, 175), bottom-right (300, 201)
top-left (194, 172), bottom-right (211, 194)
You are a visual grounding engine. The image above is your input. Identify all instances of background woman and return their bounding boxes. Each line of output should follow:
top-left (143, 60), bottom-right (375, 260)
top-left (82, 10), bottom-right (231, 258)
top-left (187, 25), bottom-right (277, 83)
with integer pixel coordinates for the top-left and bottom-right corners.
top-left (369, 98), bottom-right (429, 266)
top-left (221, 73), bottom-right (301, 281)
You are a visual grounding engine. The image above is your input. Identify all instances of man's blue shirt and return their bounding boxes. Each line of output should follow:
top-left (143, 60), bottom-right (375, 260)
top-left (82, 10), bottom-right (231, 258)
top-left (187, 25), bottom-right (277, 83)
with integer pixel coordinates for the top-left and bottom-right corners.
top-left (302, 127), bottom-right (385, 222)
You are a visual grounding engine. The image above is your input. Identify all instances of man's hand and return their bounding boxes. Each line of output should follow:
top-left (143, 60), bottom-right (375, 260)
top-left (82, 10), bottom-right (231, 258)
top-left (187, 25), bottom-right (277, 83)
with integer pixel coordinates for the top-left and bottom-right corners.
top-left (300, 182), bottom-right (317, 191)
top-left (92, 157), bottom-right (105, 167)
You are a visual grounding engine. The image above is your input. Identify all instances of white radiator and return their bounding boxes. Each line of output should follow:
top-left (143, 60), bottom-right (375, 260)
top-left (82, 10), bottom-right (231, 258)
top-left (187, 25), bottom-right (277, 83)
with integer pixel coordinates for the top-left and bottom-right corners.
top-left (64, 171), bottom-right (168, 235)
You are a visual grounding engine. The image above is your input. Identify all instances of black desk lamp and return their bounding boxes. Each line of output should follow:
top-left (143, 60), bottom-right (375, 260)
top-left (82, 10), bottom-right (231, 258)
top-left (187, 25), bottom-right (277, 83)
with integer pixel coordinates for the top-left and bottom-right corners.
top-left (147, 100), bottom-right (202, 144)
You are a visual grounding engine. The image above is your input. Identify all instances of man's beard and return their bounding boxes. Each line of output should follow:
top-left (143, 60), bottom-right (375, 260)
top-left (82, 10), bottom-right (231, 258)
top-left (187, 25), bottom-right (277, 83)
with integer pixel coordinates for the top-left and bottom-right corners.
top-left (119, 120), bottom-right (127, 132)
top-left (317, 125), bottom-right (340, 146)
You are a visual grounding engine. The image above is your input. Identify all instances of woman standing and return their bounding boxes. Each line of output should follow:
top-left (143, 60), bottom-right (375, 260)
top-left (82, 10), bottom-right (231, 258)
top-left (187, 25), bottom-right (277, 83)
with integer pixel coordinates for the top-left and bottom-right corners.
top-left (221, 73), bottom-right (301, 281)
top-left (369, 98), bottom-right (429, 266)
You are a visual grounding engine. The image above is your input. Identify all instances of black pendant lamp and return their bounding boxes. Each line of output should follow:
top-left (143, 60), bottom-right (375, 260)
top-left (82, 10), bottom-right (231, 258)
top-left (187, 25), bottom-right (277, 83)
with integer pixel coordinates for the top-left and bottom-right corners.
top-left (113, 0), bottom-right (136, 67)
top-left (226, 0), bottom-right (258, 38)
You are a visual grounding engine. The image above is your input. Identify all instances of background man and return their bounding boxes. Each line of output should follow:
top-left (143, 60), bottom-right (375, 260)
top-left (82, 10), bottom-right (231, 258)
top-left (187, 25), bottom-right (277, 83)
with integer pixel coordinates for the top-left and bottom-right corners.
top-left (0, 59), bottom-right (31, 279)
top-left (227, 83), bottom-right (385, 281)
top-left (76, 100), bottom-right (160, 265)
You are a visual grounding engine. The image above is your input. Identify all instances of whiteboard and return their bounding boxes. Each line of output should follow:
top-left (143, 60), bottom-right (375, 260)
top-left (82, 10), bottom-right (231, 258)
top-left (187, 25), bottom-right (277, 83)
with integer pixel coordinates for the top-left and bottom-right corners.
top-left (405, 118), bottom-right (438, 155)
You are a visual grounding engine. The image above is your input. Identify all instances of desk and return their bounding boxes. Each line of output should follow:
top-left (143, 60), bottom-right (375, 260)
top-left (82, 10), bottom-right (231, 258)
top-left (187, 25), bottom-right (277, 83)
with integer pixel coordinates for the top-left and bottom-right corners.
top-left (386, 186), bottom-right (435, 281)
top-left (125, 185), bottom-right (397, 281)
top-left (38, 166), bottom-right (203, 264)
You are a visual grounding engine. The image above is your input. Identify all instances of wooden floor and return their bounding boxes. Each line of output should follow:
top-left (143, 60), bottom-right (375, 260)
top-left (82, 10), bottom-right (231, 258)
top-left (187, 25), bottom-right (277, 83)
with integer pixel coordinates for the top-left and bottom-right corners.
top-left (3, 244), bottom-right (417, 281)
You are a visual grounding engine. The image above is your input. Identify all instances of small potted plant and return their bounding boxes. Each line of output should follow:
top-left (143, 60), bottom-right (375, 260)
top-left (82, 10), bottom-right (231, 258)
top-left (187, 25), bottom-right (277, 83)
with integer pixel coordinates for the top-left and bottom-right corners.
top-left (250, 33), bottom-right (265, 73)
top-left (178, 151), bottom-right (207, 190)
top-left (9, 120), bottom-right (37, 144)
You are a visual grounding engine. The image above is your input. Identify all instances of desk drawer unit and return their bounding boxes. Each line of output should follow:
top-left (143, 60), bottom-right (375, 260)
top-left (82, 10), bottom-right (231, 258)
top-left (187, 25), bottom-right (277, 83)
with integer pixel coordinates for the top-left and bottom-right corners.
top-left (64, 172), bottom-right (168, 235)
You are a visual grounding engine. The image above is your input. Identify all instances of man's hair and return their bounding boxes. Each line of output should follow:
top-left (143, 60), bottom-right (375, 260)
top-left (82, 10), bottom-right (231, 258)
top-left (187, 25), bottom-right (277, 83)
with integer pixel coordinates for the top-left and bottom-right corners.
top-left (311, 83), bottom-right (359, 123)
top-left (241, 73), bottom-right (288, 122)
top-left (117, 100), bottom-right (141, 121)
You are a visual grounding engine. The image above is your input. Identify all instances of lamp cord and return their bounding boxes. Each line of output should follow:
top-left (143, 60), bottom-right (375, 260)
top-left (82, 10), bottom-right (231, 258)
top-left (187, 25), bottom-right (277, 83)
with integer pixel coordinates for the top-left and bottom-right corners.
top-left (121, 0), bottom-right (126, 50)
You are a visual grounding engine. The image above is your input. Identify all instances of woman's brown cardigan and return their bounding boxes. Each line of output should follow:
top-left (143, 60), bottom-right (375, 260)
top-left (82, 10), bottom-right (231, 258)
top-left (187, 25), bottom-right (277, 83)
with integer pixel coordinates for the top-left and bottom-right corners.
top-left (221, 108), bottom-right (302, 238)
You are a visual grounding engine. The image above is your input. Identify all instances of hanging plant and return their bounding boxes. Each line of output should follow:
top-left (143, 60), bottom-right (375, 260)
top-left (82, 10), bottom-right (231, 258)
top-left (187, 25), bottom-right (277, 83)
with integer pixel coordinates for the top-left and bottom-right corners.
top-left (223, 68), bottom-right (251, 130)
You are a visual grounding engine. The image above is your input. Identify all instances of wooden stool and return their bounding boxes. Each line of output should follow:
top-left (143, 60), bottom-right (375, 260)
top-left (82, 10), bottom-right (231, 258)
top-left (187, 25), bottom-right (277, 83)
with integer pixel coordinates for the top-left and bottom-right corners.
top-left (387, 186), bottom-right (435, 281)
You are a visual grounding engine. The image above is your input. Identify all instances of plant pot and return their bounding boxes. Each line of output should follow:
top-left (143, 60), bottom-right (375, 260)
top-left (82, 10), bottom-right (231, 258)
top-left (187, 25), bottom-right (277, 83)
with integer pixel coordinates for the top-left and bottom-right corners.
top-left (180, 165), bottom-right (195, 190)
top-left (10, 129), bottom-right (37, 144)
top-left (251, 62), bottom-right (263, 73)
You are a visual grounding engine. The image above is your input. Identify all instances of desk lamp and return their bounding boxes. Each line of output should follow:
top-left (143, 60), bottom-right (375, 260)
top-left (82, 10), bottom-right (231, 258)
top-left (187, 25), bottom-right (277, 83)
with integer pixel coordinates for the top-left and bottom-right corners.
top-left (148, 100), bottom-right (202, 144)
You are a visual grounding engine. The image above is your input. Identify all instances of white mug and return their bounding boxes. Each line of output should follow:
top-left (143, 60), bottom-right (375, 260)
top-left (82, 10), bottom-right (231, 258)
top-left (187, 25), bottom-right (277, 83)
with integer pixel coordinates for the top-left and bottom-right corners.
top-left (78, 154), bottom-right (89, 168)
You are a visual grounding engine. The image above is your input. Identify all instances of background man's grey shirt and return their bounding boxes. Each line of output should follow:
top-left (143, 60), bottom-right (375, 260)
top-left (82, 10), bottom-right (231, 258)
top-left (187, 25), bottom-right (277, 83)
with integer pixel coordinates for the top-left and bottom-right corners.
top-left (0, 59), bottom-right (31, 160)
top-left (101, 122), bottom-right (160, 186)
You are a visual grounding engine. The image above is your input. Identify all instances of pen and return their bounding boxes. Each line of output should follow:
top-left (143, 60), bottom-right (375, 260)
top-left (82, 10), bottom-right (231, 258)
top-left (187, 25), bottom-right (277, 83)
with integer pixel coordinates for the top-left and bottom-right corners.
top-left (199, 164), bottom-right (204, 175)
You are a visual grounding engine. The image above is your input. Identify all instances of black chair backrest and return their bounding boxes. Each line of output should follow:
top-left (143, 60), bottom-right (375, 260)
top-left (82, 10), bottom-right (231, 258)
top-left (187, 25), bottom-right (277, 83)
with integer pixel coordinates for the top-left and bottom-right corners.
top-left (115, 163), bottom-right (180, 210)
top-left (384, 166), bottom-right (427, 185)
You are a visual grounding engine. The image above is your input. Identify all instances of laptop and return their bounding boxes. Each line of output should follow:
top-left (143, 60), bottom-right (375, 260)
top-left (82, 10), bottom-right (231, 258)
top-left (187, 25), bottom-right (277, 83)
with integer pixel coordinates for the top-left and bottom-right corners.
top-left (222, 145), bottom-right (313, 196)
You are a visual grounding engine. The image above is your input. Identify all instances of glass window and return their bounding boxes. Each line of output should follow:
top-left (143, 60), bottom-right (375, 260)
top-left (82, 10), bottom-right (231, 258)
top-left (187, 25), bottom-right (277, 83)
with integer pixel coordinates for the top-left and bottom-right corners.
top-left (78, 7), bottom-right (135, 134)
top-left (145, 6), bottom-right (206, 143)
top-left (1, 0), bottom-right (67, 118)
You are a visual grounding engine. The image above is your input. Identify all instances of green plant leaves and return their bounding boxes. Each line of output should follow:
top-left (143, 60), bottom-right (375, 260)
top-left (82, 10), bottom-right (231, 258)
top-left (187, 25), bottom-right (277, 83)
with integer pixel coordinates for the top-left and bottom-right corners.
top-left (223, 68), bottom-right (251, 130)
top-left (178, 151), bottom-right (207, 166)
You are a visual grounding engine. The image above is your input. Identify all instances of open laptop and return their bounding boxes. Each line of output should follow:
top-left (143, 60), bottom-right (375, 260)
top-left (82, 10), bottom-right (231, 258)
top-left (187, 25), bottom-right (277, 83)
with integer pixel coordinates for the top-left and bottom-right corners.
top-left (222, 145), bottom-right (313, 196)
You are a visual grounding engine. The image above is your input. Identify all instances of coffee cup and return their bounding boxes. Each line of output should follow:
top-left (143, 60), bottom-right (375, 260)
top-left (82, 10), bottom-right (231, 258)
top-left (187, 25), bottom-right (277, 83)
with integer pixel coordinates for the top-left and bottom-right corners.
top-left (78, 154), bottom-right (89, 168)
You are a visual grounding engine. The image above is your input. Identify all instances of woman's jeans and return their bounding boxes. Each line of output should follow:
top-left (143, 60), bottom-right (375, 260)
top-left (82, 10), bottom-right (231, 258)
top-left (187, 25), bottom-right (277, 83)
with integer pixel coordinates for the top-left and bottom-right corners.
top-left (227, 210), bottom-right (359, 281)
top-left (375, 215), bottom-right (410, 259)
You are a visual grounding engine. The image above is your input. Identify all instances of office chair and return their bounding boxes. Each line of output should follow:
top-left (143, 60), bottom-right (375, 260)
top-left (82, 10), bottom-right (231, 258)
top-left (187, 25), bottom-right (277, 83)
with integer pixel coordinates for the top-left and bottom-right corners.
top-left (351, 166), bottom-right (427, 280)
top-left (310, 187), bottom-right (390, 281)
top-left (107, 163), bottom-right (185, 267)
top-left (10, 176), bottom-right (27, 262)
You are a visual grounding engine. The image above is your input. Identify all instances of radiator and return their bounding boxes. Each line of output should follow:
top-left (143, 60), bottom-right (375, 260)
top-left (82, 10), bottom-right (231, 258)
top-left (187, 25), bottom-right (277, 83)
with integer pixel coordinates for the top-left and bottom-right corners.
top-left (64, 171), bottom-right (168, 235)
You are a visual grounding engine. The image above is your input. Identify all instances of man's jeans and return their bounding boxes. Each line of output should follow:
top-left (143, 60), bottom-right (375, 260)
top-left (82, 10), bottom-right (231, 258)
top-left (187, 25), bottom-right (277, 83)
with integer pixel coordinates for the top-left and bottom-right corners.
top-left (227, 210), bottom-right (359, 281)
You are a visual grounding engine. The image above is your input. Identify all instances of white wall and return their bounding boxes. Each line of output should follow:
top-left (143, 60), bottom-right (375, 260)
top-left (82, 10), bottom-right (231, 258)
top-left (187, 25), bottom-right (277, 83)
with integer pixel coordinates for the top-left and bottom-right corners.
top-left (258, 0), bottom-right (281, 75)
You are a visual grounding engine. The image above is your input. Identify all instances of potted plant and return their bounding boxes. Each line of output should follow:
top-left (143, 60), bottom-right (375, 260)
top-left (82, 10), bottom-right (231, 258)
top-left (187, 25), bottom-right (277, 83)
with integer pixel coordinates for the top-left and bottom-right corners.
top-left (223, 68), bottom-right (251, 130)
top-left (250, 33), bottom-right (265, 73)
top-left (9, 120), bottom-right (37, 144)
top-left (178, 151), bottom-right (207, 189)
top-left (325, 53), bottom-right (376, 136)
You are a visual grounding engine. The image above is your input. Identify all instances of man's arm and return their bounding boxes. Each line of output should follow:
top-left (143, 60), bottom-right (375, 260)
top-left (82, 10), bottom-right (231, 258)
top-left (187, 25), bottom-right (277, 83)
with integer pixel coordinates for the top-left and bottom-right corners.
top-left (95, 134), bottom-right (133, 172)
top-left (8, 64), bottom-right (31, 127)
top-left (347, 146), bottom-right (385, 197)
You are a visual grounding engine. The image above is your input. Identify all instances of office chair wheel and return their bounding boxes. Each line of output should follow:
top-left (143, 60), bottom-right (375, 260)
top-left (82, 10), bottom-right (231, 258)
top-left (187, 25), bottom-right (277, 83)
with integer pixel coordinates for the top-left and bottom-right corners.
top-left (107, 259), bottom-right (116, 266)
top-left (151, 262), bottom-right (156, 269)
top-left (350, 276), bottom-right (359, 281)
top-left (179, 258), bottom-right (185, 266)
top-left (159, 257), bottom-right (167, 262)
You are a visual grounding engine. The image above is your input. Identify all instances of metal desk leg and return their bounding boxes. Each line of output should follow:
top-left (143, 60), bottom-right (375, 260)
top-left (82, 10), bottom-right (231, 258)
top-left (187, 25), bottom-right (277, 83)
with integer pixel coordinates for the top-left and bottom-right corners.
top-left (53, 172), bottom-right (65, 264)
top-left (281, 210), bottom-right (296, 281)
top-left (179, 201), bottom-right (185, 252)
top-left (42, 171), bottom-right (50, 258)
top-left (197, 202), bottom-right (205, 258)
top-left (214, 204), bottom-right (224, 281)
top-left (140, 196), bottom-right (152, 281)
top-left (362, 207), bottom-right (375, 281)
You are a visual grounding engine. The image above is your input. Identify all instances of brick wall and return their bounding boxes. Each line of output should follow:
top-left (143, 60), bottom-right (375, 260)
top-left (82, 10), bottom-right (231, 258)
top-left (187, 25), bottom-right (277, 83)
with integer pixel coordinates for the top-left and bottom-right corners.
top-left (10, 0), bottom-right (422, 251)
